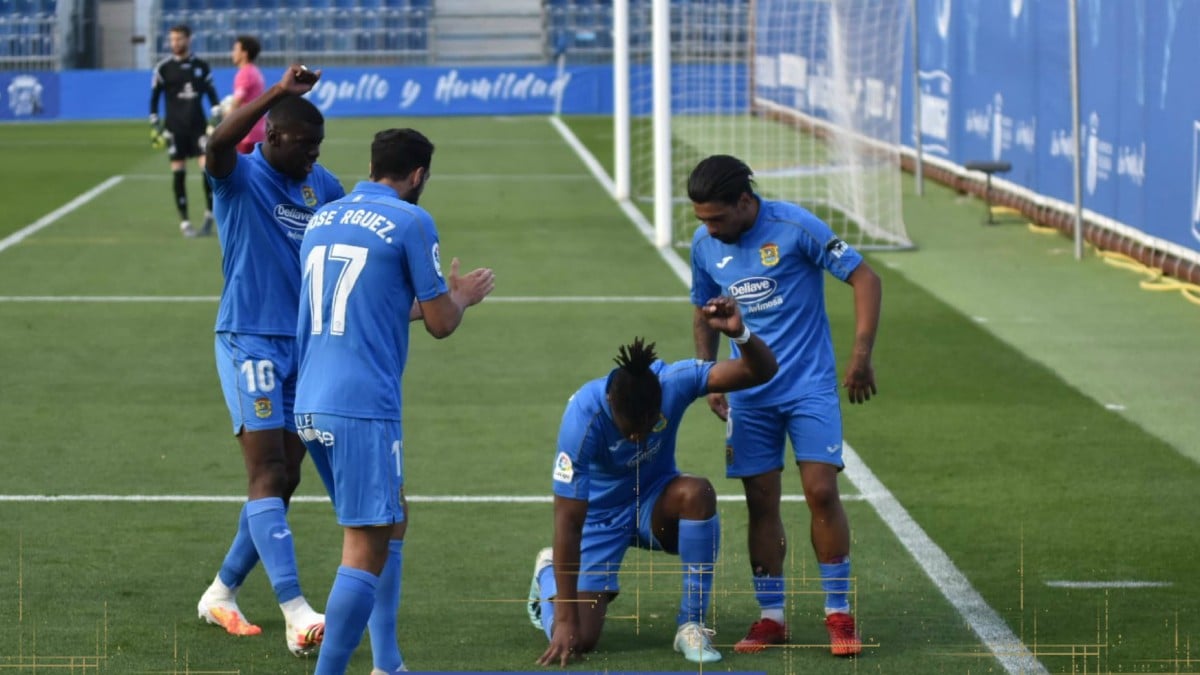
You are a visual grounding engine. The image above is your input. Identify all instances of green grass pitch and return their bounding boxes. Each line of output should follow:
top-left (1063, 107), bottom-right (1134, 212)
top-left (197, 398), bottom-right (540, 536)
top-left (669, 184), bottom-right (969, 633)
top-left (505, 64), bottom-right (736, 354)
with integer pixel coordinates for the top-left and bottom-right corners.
top-left (0, 116), bottom-right (1196, 674)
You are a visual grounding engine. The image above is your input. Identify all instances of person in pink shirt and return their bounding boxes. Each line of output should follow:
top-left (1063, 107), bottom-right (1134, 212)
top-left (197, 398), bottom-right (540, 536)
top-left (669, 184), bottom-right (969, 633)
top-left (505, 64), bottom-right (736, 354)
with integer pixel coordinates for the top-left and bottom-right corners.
top-left (230, 35), bottom-right (266, 154)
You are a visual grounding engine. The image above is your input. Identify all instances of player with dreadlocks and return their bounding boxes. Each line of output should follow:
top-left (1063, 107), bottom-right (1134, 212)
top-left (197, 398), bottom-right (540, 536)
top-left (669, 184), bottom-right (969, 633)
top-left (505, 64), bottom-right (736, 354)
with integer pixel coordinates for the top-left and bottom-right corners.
top-left (527, 296), bottom-right (778, 665)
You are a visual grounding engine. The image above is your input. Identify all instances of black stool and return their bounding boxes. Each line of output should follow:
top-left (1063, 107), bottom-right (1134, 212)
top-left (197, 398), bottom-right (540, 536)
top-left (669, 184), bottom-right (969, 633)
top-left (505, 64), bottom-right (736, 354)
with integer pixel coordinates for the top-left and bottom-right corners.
top-left (964, 160), bottom-right (1012, 224)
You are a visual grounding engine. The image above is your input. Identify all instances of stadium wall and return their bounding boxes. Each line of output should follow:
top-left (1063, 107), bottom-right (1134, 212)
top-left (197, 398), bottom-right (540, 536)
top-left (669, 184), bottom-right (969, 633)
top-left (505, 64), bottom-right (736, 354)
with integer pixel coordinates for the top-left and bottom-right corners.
top-left (0, 65), bottom-right (614, 120)
top-left (3, 0), bottom-right (1198, 274)
top-left (895, 0), bottom-right (1200, 279)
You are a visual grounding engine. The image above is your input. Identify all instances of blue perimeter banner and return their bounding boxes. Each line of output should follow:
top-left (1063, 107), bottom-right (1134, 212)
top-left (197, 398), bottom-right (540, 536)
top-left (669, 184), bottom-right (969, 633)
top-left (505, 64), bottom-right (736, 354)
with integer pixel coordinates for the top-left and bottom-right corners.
top-left (6, 1), bottom-right (1200, 258)
top-left (902, 0), bottom-right (1200, 256)
top-left (34, 64), bottom-right (613, 120)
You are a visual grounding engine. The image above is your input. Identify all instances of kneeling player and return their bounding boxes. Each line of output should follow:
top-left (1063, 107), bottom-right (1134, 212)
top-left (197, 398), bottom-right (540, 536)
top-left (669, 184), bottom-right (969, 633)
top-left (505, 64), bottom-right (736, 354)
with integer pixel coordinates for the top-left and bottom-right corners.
top-left (529, 296), bottom-right (778, 666)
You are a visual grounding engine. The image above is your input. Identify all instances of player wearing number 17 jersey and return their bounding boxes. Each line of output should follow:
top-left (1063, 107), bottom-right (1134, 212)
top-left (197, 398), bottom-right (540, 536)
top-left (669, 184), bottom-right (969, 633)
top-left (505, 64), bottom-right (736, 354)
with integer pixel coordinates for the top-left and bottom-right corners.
top-left (294, 128), bottom-right (495, 675)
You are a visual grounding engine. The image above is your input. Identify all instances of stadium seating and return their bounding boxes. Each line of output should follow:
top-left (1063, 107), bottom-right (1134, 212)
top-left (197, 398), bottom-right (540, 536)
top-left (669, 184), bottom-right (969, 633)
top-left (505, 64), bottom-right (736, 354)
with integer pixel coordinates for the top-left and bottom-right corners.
top-left (153, 0), bottom-right (435, 65)
top-left (0, 0), bottom-right (57, 66)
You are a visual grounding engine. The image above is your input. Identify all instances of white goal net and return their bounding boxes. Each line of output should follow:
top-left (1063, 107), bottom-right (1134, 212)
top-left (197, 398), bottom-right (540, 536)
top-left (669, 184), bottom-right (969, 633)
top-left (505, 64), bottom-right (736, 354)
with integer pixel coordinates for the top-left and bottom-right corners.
top-left (621, 0), bottom-right (912, 250)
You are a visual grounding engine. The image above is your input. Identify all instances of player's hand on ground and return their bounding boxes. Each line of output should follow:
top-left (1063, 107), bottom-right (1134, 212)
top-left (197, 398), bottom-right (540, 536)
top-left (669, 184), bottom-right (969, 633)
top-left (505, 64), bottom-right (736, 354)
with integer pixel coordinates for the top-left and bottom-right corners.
top-left (537, 623), bottom-right (581, 667)
top-left (842, 353), bottom-right (876, 404)
top-left (701, 296), bottom-right (744, 337)
top-left (280, 64), bottom-right (321, 95)
top-left (448, 257), bottom-right (495, 307)
top-left (706, 392), bottom-right (729, 421)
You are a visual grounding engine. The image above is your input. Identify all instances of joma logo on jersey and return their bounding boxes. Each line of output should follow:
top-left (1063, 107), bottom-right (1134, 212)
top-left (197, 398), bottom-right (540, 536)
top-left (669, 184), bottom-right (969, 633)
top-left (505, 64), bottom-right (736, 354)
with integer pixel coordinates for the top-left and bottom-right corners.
top-left (759, 243), bottom-right (780, 266)
top-left (729, 277), bottom-right (778, 304)
top-left (274, 204), bottom-right (315, 231)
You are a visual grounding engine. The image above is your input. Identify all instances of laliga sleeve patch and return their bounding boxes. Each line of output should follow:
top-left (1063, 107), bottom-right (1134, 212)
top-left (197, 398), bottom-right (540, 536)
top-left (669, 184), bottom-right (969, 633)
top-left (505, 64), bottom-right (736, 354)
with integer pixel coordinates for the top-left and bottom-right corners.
top-left (553, 452), bottom-right (574, 483)
top-left (432, 242), bottom-right (443, 278)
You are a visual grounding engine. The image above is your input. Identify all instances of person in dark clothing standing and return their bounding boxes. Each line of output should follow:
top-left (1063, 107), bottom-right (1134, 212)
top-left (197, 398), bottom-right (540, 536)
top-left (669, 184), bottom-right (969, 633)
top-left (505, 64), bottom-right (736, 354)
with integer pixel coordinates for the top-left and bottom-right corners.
top-left (151, 24), bottom-right (221, 237)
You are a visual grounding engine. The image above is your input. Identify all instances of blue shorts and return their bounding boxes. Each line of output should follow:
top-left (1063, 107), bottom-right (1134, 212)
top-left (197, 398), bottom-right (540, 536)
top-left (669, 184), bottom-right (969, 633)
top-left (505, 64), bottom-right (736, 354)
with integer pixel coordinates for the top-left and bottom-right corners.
top-left (725, 387), bottom-right (844, 478)
top-left (295, 413), bottom-right (405, 528)
top-left (577, 472), bottom-right (677, 594)
top-left (215, 333), bottom-right (297, 435)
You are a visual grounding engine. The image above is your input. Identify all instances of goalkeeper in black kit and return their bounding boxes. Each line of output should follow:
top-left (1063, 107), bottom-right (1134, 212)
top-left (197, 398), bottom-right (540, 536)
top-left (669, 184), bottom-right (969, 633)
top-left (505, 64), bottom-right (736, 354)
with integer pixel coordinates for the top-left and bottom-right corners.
top-left (150, 24), bottom-right (221, 238)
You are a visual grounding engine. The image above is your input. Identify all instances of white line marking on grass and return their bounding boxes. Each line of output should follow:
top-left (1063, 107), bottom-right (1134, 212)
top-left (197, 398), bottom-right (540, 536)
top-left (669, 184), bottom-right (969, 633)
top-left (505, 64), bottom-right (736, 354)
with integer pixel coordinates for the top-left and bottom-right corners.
top-left (843, 442), bottom-right (1048, 674)
top-left (0, 494), bottom-right (855, 504)
top-left (0, 295), bottom-right (221, 303)
top-left (123, 172), bottom-right (592, 181)
top-left (552, 117), bottom-right (1048, 674)
top-left (1045, 580), bottom-right (1171, 589)
top-left (0, 176), bottom-right (124, 255)
top-left (488, 296), bottom-right (687, 303)
top-left (0, 295), bottom-right (689, 304)
top-left (547, 116), bottom-right (692, 283)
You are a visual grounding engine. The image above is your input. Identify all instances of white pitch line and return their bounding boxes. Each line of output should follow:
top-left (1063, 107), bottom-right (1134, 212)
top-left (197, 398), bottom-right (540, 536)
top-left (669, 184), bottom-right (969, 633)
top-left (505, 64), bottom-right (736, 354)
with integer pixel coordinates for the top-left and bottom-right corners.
top-left (0, 176), bottom-right (124, 255)
top-left (0, 494), bottom-right (854, 504)
top-left (550, 117), bottom-right (1047, 674)
top-left (0, 295), bottom-right (689, 304)
top-left (547, 115), bottom-right (692, 284)
top-left (121, 172), bottom-right (592, 182)
top-left (0, 295), bottom-right (221, 303)
top-left (844, 442), bottom-right (1047, 674)
top-left (1045, 580), bottom-right (1171, 589)
top-left (547, 115), bottom-right (1043, 675)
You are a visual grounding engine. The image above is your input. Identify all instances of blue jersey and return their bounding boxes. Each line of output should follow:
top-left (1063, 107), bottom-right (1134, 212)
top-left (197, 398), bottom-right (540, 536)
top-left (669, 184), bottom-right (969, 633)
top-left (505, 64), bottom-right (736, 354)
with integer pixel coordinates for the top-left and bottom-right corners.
top-left (211, 146), bottom-right (345, 336)
top-left (552, 359), bottom-right (715, 514)
top-left (690, 196), bottom-right (863, 406)
top-left (294, 181), bottom-right (449, 420)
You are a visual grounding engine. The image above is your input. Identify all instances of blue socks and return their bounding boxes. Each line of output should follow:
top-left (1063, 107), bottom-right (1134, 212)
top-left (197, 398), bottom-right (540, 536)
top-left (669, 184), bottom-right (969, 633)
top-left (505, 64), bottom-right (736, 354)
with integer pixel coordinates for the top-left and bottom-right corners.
top-left (753, 574), bottom-right (786, 614)
top-left (819, 557), bottom-right (851, 614)
top-left (368, 540), bottom-right (406, 672)
top-left (677, 515), bottom-right (720, 625)
top-left (217, 503), bottom-right (260, 589)
top-left (537, 563), bottom-right (557, 640)
top-left (245, 497), bottom-right (302, 603)
top-left (315, 566), bottom-right (378, 675)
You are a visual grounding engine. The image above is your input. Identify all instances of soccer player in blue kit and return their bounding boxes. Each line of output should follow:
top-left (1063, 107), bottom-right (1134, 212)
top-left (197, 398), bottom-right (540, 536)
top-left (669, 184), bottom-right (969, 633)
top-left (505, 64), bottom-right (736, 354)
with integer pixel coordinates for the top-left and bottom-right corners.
top-left (687, 155), bottom-right (882, 657)
top-left (294, 128), bottom-right (496, 675)
top-left (529, 296), bottom-right (778, 667)
top-left (195, 64), bottom-right (346, 656)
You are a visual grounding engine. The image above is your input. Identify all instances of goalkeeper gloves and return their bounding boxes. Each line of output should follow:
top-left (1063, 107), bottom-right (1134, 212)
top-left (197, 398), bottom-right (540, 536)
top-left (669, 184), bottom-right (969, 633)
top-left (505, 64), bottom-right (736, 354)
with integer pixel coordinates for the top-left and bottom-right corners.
top-left (149, 114), bottom-right (167, 150)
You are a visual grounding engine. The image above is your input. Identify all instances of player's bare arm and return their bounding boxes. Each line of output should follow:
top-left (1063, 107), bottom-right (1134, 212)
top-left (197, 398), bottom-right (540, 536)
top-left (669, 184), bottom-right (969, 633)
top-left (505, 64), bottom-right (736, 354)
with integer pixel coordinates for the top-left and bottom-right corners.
top-left (702, 296), bottom-right (778, 393)
top-left (693, 304), bottom-right (730, 419)
top-left (842, 261), bottom-right (881, 404)
top-left (537, 496), bottom-right (587, 667)
top-left (418, 257), bottom-right (495, 338)
top-left (206, 65), bottom-right (321, 179)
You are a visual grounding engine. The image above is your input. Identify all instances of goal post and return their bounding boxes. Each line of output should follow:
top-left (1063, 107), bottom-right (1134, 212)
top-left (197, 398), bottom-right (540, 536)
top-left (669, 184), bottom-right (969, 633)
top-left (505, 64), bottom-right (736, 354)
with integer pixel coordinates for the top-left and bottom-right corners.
top-left (614, 0), bottom-right (913, 250)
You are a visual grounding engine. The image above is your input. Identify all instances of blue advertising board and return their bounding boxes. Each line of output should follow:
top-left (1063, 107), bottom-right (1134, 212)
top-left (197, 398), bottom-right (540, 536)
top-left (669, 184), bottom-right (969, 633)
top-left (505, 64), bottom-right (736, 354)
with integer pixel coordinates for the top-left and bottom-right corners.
top-left (0, 71), bottom-right (58, 120)
top-left (8, 0), bottom-right (1200, 257)
top-left (908, 0), bottom-right (1200, 255)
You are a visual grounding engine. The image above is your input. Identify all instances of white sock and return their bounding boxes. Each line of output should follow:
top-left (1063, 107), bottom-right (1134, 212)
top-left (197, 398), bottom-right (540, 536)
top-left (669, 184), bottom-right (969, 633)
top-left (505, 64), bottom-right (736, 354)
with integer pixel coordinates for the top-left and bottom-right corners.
top-left (206, 575), bottom-right (237, 599)
top-left (761, 608), bottom-right (785, 623)
top-left (279, 596), bottom-right (316, 623)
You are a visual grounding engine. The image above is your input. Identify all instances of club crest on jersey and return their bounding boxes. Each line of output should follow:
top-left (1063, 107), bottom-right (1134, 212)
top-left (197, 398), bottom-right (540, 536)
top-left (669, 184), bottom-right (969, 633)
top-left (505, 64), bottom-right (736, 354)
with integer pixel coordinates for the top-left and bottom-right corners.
top-left (553, 452), bottom-right (574, 483)
top-left (759, 243), bottom-right (780, 266)
top-left (652, 413), bottom-right (667, 433)
top-left (254, 397), bottom-right (272, 419)
top-left (302, 185), bottom-right (317, 207)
